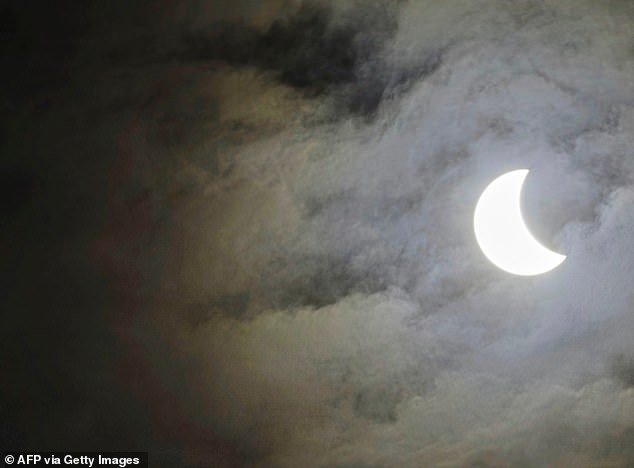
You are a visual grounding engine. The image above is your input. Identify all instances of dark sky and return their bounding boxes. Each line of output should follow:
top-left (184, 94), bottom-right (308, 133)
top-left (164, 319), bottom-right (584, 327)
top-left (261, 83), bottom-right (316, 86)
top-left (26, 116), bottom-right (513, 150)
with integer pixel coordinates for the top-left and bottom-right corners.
top-left (2, 1), bottom-right (634, 466)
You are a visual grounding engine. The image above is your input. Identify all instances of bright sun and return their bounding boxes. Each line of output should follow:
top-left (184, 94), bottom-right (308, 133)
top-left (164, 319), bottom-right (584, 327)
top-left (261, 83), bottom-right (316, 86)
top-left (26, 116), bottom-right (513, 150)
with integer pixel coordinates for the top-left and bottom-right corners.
top-left (473, 169), bottom-right (566, 276)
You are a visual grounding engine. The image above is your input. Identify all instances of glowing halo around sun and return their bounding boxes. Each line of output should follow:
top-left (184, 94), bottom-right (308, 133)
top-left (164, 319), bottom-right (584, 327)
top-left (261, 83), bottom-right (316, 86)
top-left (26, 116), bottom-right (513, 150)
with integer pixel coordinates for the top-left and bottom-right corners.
top-left (473, 169), bottom-right (566, 276)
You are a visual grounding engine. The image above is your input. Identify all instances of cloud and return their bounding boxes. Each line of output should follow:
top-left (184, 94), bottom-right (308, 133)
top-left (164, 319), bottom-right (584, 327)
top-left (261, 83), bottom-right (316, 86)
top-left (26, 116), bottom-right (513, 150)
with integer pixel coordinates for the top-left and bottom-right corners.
top-left (111, 0), bottom-right (634, 464)
top-left (174, 1), bottom-right (442, 119)
top-left (4, 0), bottom-right (634, 466)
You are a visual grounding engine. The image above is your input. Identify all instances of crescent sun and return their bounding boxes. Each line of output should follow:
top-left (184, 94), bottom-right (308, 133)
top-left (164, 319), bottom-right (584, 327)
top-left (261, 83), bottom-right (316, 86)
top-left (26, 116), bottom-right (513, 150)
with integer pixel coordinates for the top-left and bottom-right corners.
top-left (473, 169), bottom-right (566, 276)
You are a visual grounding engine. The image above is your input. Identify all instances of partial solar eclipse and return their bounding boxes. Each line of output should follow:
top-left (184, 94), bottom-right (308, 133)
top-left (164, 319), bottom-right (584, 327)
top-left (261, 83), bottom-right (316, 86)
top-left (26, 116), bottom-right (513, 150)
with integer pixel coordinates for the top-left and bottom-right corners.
top-left (474, 169), bottom-right (566, 276)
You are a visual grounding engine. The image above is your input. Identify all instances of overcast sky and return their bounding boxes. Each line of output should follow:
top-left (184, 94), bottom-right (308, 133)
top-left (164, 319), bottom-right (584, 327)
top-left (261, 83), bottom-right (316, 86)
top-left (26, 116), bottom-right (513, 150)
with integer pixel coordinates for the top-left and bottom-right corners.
top-left (2, 1), bottom-right (634, 466)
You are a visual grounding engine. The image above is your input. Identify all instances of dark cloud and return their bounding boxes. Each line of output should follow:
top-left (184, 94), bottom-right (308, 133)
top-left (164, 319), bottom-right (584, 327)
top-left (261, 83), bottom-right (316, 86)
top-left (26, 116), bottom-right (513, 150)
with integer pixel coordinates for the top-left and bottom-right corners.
top-left (610, 354), bottom-right (634, 388)
top-left (185, 292), bottom-right (251, 324)
top-left (272, 254), bottom-right (387, 309)
top-left (180, 1), bottom-right (440, 118)
top-left (184, 2), bottom-right (393, 84)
